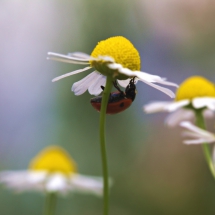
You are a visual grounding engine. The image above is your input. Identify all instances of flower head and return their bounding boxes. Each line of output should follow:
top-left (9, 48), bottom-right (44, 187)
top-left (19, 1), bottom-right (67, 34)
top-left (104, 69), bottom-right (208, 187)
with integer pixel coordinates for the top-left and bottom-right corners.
top-left (0, 146), bottom-right (103, 195)
top-left (175, 76), bottom-right (215, 102)
top-left (47, 36), bottom-right (177, 97)
top-left (90, 36), bottom-right (140, 79)
top-left (144, 76), bottom-right (215, 126)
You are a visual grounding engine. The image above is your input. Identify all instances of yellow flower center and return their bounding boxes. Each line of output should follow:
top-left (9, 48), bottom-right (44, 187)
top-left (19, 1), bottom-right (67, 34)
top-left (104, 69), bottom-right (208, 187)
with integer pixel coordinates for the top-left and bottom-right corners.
top-left (29, 146), bottom-right (77, 175)
top-left (175, 76), bottom-right (215, 101)
top-left (90, 36), bottom-right (141, 79)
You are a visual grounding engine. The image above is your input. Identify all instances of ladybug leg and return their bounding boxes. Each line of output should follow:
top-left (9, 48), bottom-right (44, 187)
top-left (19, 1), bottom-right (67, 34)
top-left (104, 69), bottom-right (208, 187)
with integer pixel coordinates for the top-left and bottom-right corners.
top-left (129, 77), bottom-right (136, 85)
top-left (101, 85), bottom-right (112, 97)
top-left (113, 81), bottom-right (123, 93)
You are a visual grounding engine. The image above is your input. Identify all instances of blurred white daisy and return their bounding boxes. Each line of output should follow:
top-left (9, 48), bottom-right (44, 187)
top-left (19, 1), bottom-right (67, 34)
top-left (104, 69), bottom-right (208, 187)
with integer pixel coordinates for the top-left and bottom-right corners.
top-left (144, 76), bottom-right (215, 126)
top-left (47, 36), bottom-right (178, 97)
top-left (180, 121), bottom-right (215, 144)
top-left (0, 146), bottom-right (103, 196)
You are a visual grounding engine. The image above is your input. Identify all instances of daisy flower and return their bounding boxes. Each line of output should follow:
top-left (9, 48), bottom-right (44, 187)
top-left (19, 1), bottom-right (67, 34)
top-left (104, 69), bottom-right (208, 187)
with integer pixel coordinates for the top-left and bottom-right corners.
top-left (144, 76), bottom-right (215, 126)
top-left (0, 146), bottom-right (103, 196)
top-left (180, 121), bottom-right (215, 144)
top-left (47, 36), bottom-right (178, 97)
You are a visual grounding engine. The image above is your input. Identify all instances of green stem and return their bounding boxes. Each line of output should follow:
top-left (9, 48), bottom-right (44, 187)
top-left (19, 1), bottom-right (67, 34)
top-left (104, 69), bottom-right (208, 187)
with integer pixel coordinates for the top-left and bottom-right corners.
top-left (195, 110), bottom-right (215, 178)
top-left (44, 192), bottom-right (57, 215)
top-left (99, 75), bottom-right (113, 215)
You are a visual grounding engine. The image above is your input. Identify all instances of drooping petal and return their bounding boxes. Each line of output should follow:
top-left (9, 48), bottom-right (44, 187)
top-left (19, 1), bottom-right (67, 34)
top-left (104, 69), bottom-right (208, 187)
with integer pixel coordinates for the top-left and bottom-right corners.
top-left (88, 73), bottom-right (106, 95)
top-left (109, 63), bottom-right (163, 83)
top-left (71, 174), bottom-right (103, 196)
top-left (180, 121), bottom-right (215, 144)
top-left (52, 67), bottom-right (91, 82)
top-left (68, 52), bottom-right (91, 59)
top-left (46, 174), bottom-right (68, 193)
top-left (192, 97), bottom-right (215, 110)
top-left (144, 100), bottom-right (189, 113)
top-left (114, 65), bottom-right (178, 90)
top-left (117, 79), bottom-right (131, 88)
top-left (165, 109), bottom-right (194, 127)
top-left (47, 52), bottom-right (91, 64)
top-left (144, 101), bottom-right (173, 113)
top-left (165, 100), bottom-right (190, 111)
top-left (130, 71), bottom-right (177, 98)
top-left (181, 138), bottom-right (209, 144)
top-left (0, 170), bottom-right (47, 192)
top-left (180, 121), bottom-right (209, 136)
top-left (107, 62), bottom-right (123, 70)
top-left (135, 71), bottom-right (167, 83)
top-left (155, 79), bottom-right (179, 88)
top-left (72, 71), bottom-right (102, 95)
top-left (97, 56), bottom-right (115, 63)
top-left (139, 79), bottom-right (175, 98)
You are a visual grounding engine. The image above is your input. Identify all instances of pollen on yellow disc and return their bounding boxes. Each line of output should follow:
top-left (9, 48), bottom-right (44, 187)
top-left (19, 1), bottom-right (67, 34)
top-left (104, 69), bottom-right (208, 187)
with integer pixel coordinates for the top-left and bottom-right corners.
top-left (175, 76), bottom-right (215, 101)
top-left (29, 146), bottom-right (77, 175)
top-left (90, 36), bottom-right (141, 71)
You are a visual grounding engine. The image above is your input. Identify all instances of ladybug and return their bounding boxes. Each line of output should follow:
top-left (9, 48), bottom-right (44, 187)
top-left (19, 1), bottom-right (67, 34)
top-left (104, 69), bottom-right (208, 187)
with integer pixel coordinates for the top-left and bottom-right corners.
top-left (90, 78), bottom-right (137, 114)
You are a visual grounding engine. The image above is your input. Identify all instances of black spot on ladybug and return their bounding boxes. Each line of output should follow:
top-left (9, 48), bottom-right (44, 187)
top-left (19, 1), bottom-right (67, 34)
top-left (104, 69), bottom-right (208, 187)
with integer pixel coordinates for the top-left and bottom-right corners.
top-left (120, 102), bottom-right (124, 107)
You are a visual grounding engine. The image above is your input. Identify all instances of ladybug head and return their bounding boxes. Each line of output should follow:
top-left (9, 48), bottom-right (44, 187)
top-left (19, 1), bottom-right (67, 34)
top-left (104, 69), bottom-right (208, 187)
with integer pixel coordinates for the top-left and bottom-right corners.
top-left (125, 78), bottom-right (137, 101)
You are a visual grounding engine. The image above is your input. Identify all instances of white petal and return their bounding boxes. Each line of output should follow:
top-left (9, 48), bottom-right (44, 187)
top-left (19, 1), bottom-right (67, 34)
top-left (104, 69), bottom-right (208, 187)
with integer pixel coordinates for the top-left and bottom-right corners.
top-left (88, 74), bottom-right (106, 95)
top-left (138, 79), bottom-right (175, 98)
top-left (135, 71), bottom-right (165, 82)
top-left (27, 171), bottom-right (47, 184)
top-left (180, 121), bottom-right (210, 136)
top-left (47, 52), bottom-right (91, 64)
top-left (97, 56), bottom-right (115, 62)
top-left (144, 101), bottom-right (173, 113)
top-left (106, 63), bottom-right (178, 98)
top-left (117, 79), bottom-right (131, 88)
top-left (68, 52), bottom-right (91, 59)
top-left (180, 121), bottom-right (215, 144)
top-left (113, 66), bottom-right (162, 83)
top-left (52, 66), bottom-right (91, 82)
top-left (155, 80), bottom-right (179, 88)
top-left (70, 174), bottom-right (104, 196)
top-left (0, 170), bottom-right (47, 192)
top-left (165, 100), bottom-right (190, 111)
top-left (46, 174), bottom-right (67, 192)
top-left (133, 71), bottom-right (176, 85)
top-left (193, 97), bottom-right (215, 110)
top-left (107, 63), bottom-right (123, 70)
top-left (72, 71), bottom-right (101, 95)
top-left (144, 100), bottom-right (189, 113)
top-left (182, 131), bottom-right (204, 139)
top-left (182, 139), bottom-right (210, 144)
top-left (118, 67), bottom-right (136, 77)
top-left (165, 109), bottom-right (194, 127)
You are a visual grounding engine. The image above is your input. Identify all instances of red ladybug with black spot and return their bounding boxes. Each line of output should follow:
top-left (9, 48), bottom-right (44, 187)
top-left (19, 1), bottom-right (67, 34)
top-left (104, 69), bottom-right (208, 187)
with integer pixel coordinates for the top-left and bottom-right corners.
top-left (90, 78), bottom-right (137, 114)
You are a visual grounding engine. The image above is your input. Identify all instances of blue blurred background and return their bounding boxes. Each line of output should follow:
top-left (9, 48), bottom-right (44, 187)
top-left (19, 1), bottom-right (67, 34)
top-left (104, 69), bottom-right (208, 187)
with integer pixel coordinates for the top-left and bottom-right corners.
top-left (1, 0), bottom-right (215, 214)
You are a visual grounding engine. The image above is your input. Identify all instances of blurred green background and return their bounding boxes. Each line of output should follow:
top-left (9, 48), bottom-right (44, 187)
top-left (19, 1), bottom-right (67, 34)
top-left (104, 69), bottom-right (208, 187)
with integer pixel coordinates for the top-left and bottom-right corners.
top-left (1, 0), bottom-right (215, 214)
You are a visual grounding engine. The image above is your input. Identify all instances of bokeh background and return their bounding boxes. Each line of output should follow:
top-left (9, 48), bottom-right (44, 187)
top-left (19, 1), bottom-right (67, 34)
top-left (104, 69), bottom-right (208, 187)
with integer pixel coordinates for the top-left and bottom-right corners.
top-left (1, 0), bottom-right (215, 214)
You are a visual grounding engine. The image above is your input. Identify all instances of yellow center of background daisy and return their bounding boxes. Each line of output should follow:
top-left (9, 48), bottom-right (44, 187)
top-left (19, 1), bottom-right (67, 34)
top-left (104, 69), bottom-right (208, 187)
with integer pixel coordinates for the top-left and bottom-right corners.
top-left (29, 146), bottom-right (77, 175)
top-left (90, 36), bottom-right (141, 71)
top-left (175, 76), bottom-right (215, 101)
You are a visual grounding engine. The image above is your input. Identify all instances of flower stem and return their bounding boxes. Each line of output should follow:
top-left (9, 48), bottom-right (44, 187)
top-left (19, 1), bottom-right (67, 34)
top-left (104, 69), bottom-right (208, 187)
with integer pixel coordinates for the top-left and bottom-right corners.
top-left (195, 110), bottom-right (215, 178)
top-left (44, 192), bottom-right (57, 215)
top-left (99, 75), bottom-right (113, 215)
